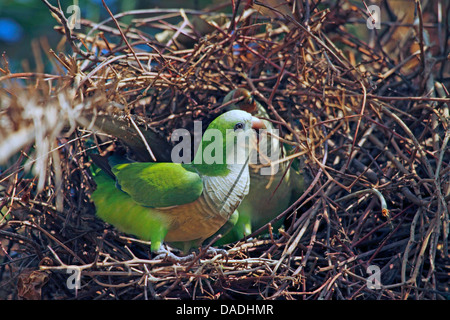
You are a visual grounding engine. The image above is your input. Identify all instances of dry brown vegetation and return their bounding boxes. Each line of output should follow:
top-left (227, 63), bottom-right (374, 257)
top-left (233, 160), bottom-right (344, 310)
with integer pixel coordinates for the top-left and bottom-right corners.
top-left (0, 0), bottom-right (449, 299)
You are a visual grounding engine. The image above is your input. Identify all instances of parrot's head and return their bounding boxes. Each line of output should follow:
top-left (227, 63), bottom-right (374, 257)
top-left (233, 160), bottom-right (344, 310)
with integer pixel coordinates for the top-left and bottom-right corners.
top-left (222, 88), bottom-right (258, 114)
top-left (211, 109), bottom-right (265, 131)
top-left (194, 110), bottom-right (265, 173)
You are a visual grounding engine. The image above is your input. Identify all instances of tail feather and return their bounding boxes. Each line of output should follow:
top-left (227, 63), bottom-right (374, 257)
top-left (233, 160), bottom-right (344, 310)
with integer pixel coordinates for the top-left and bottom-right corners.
top-left (90, 154), bottom-right (115, 179)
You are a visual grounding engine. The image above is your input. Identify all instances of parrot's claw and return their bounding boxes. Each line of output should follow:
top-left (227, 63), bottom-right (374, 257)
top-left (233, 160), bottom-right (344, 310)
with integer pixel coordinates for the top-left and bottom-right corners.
top-left (153, 246), bottom-right (194, 263)
top-left (153, 246), bottom-right (228, 263)
top-left (203, 247), bottom-right (228, 259)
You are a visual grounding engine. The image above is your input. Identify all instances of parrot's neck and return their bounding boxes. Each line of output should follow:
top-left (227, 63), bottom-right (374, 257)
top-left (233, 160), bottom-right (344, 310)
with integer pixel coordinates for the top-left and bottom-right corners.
top-left (201, 163), bottom-right (250, 217)
top-left (191, 150), bottom-right (251, 177)
top-left (191, 144), bottom-right (247, 177)
top-left (190, 161), bottom-right (228, 177)
top-left (192, 126), bottom-right (254, 177)
top-left (188, 131), bottom-right (251, 216)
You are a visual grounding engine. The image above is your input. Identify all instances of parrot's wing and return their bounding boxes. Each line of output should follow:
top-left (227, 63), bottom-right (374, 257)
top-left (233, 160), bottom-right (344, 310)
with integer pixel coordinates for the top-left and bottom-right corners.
top-left (112, 162), bottom-right (203, 208)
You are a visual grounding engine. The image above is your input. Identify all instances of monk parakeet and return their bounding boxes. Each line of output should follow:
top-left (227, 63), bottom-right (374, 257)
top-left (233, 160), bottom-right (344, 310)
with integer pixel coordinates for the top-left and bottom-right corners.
top-left (91, 110), bottom-right (265, 253)
top-left (214, 89), bottom-right (305, 244)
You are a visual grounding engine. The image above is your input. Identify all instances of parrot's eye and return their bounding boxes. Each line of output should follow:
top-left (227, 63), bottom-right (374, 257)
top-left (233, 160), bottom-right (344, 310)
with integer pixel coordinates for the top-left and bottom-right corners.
top-left (234, 122), bottom-right (245, 131)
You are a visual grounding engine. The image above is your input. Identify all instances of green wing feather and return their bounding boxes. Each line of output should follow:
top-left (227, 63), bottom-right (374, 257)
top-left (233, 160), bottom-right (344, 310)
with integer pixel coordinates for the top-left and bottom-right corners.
top-left (91, 169), bottom-right (169, 249)
top-left (112, 162), bottom-right (203, 208)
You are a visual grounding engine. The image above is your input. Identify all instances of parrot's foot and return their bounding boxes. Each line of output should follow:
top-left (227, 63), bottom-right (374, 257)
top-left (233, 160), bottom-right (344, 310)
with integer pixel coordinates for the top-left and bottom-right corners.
top-left (202, 247), bottom-right (228, 259)
top-left (153, 245), bottom-right (228, 263)
top-left (153, 246), bottom-right (194, 263)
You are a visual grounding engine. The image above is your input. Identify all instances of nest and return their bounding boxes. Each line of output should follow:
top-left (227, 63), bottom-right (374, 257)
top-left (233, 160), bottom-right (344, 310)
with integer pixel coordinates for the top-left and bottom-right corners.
top-left (1, 0), bottom-right (449, 300)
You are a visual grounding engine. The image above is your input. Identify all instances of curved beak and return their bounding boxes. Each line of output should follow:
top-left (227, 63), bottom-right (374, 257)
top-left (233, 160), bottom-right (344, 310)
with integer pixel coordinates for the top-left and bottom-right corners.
top-left (251, 117), bottom-right (266, 130)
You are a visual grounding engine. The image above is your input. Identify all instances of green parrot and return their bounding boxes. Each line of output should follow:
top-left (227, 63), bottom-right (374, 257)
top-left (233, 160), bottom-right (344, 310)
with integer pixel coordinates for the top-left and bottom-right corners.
top-left (90, 110), bottom-right (265, 253)
top-left (214, 89), bottom-right (305, 244)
